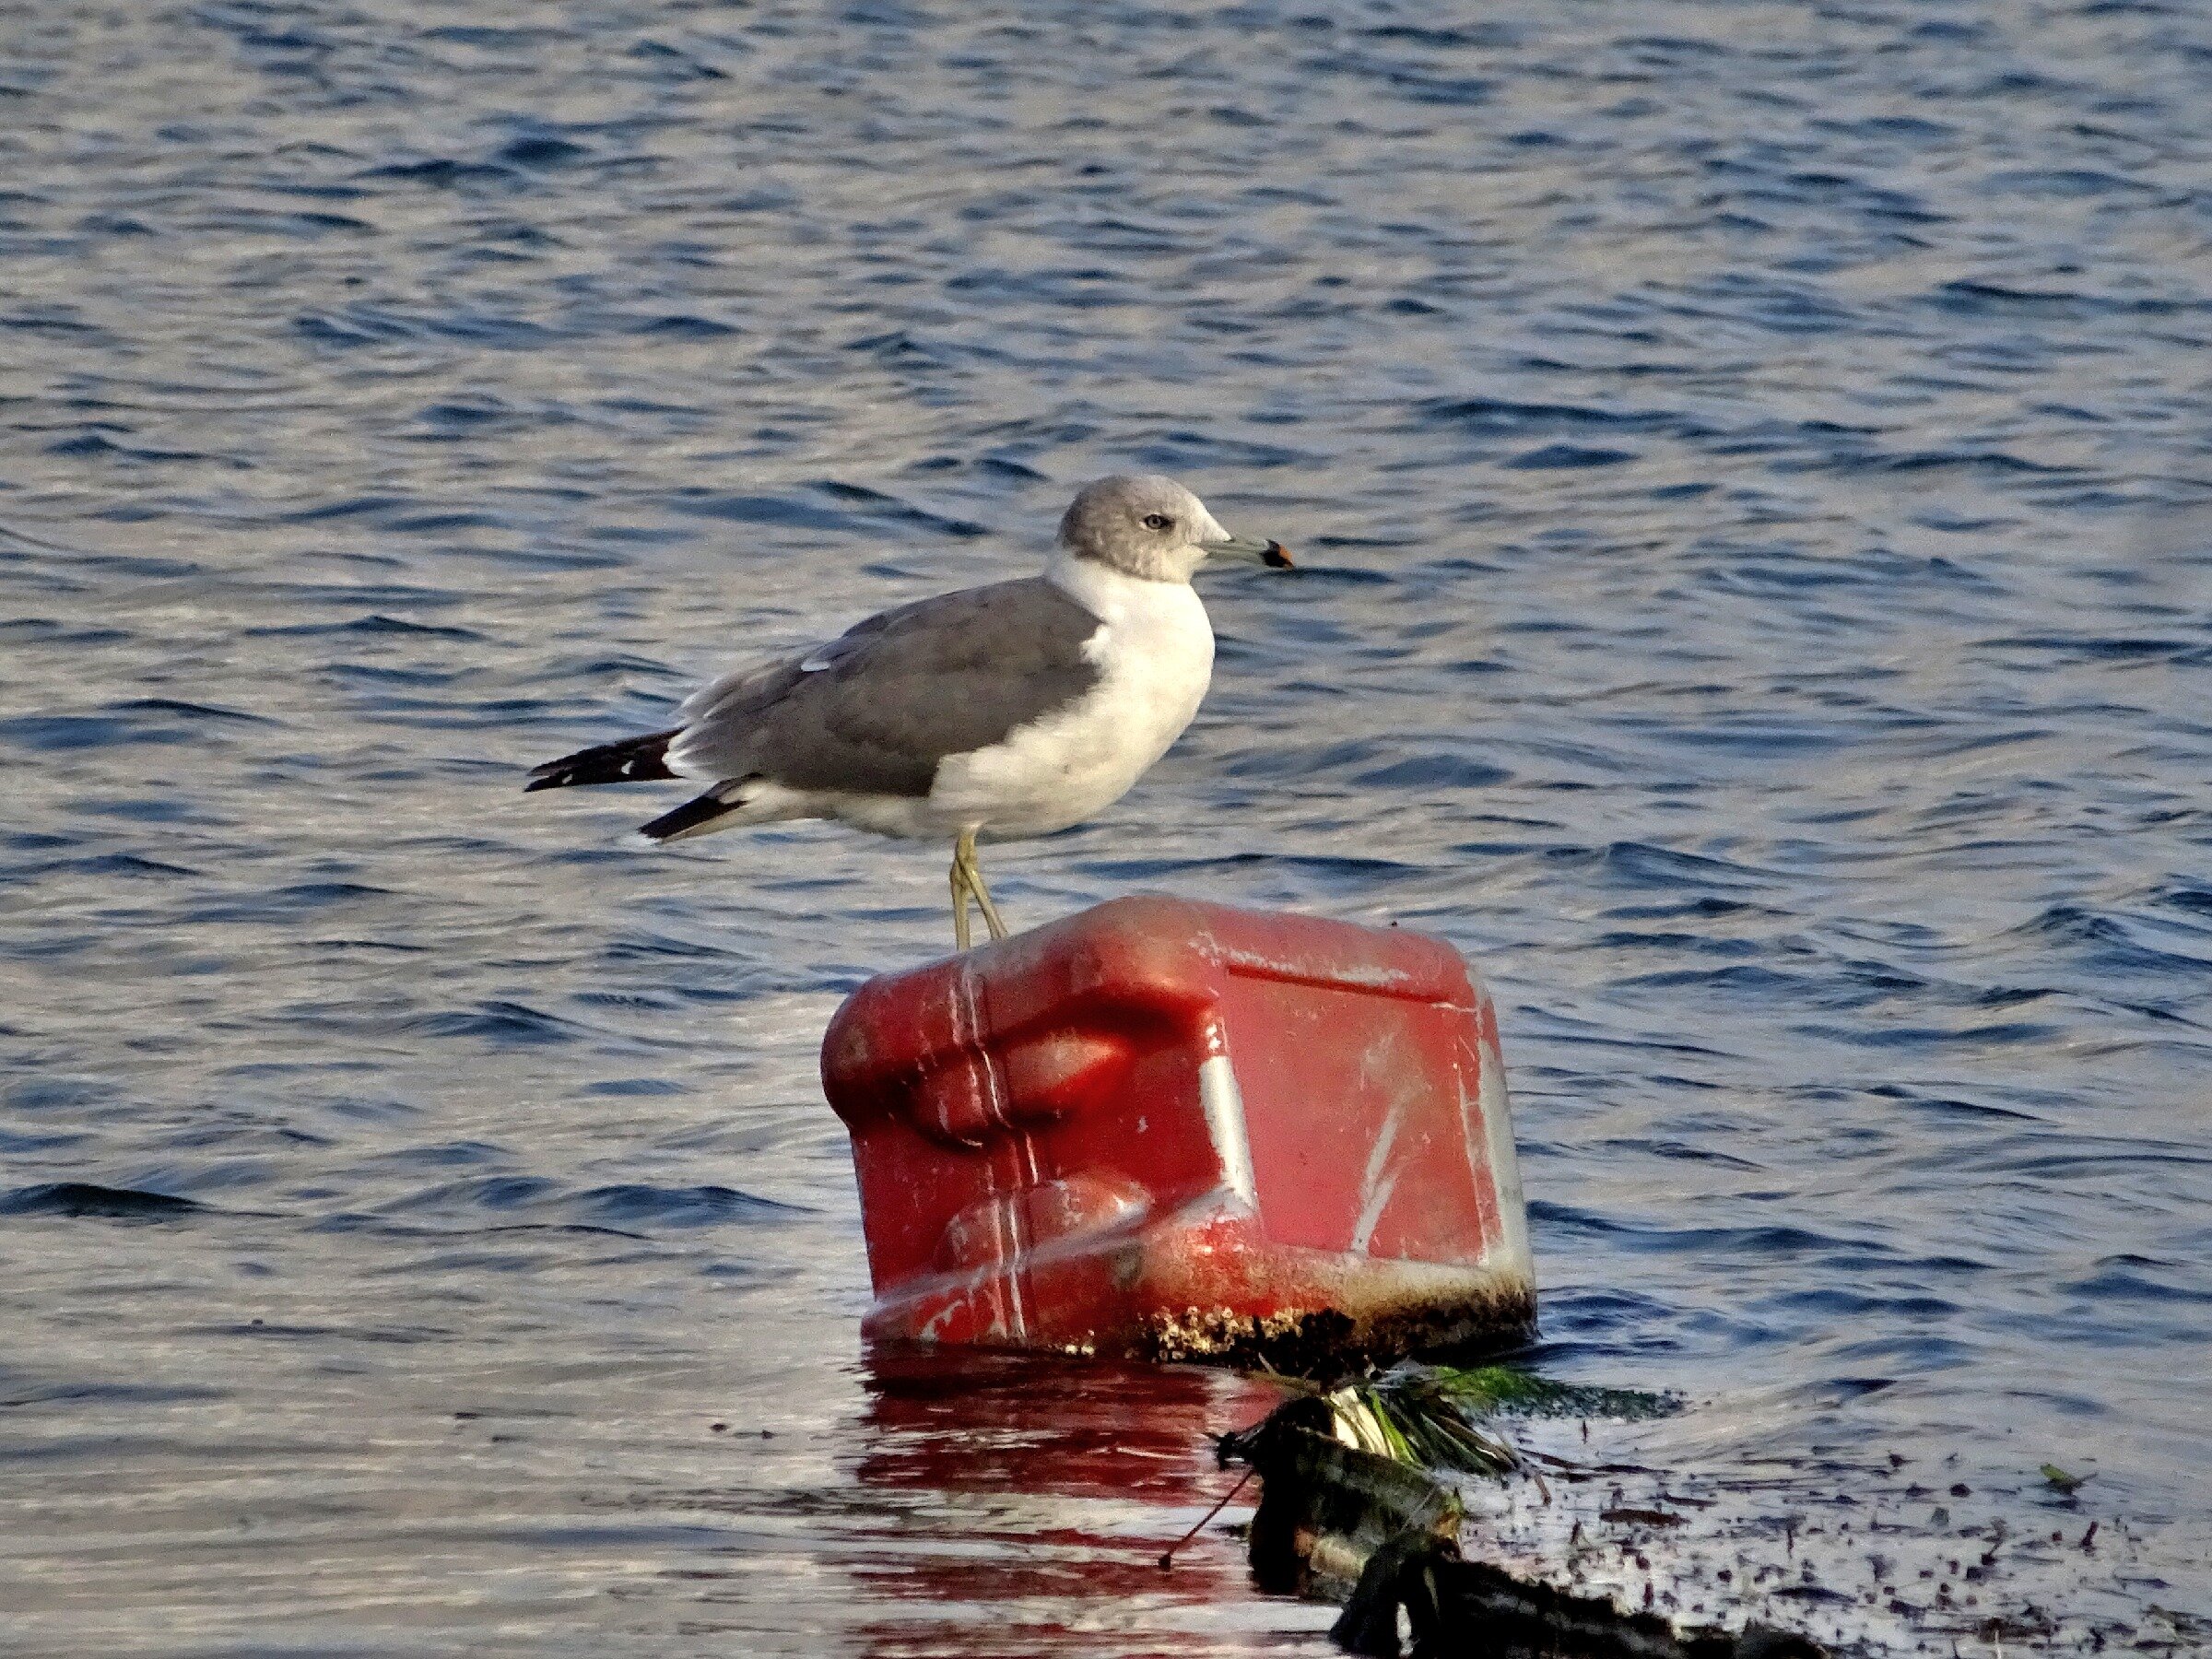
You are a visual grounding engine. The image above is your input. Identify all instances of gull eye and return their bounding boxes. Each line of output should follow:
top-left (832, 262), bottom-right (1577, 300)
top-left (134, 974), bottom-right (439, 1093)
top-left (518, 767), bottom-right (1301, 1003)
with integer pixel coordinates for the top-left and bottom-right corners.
top-left (1141, 513), bottom-right (1172, 531)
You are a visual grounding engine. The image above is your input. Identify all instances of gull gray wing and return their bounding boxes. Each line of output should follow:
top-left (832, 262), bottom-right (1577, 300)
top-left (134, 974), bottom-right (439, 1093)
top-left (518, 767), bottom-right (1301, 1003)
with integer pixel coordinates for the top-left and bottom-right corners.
top-left (666, 577), bottom-right (1104, 796)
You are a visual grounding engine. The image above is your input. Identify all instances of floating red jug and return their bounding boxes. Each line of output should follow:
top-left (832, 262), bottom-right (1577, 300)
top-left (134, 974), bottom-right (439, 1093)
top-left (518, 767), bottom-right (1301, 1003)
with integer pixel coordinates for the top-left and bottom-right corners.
top-left (820, 897), bottom-right (1535, 1366)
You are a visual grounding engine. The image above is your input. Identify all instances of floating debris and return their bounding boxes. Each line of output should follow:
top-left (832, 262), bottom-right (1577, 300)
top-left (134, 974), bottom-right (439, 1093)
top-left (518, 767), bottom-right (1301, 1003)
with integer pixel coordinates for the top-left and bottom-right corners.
top-left (1213, 1365), bottom-right (2194, 1655)
top-left (1225, 1394), bottom-right (1829, 1658)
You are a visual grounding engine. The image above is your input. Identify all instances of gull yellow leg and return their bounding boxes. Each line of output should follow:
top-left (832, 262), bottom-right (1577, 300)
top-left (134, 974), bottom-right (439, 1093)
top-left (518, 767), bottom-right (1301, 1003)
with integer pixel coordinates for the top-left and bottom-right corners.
top-left (968, 857), bottom-right (1009, 943)
top-left (949, 851), bottom-right (973, 952)
top-left (953, 828), bottom-right (1008, 943)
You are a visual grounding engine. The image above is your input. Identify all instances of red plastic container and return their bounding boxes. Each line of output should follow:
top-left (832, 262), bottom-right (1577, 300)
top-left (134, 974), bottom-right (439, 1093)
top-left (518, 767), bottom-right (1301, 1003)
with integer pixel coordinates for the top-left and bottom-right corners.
top-left (821, 897), bottom-right (1535, 1365)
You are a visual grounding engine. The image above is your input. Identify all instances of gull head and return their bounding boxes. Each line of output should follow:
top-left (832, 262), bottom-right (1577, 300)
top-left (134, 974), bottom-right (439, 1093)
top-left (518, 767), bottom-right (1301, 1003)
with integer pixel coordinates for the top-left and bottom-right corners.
top-left (1058, 474), bottom-right (1292, 584)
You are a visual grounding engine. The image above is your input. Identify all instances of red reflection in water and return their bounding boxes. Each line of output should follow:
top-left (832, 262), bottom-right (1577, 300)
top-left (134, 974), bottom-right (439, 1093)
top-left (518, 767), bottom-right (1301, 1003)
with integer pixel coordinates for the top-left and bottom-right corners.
top-left (856, 1344), bottom-right (1278, 1500)
top-left (843, 1345), bottom-right (1305, 1657)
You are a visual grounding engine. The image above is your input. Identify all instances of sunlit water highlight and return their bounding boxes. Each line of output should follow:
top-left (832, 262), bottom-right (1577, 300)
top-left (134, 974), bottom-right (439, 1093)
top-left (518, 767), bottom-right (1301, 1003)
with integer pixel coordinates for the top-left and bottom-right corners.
top-left (3, 3), bottom-right (2209, 1653)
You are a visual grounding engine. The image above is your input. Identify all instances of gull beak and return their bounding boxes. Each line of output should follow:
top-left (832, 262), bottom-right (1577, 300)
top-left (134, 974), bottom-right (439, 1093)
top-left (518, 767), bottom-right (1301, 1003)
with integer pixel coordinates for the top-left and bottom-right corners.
top-left (1199, 533), bottom-right (1294, 569)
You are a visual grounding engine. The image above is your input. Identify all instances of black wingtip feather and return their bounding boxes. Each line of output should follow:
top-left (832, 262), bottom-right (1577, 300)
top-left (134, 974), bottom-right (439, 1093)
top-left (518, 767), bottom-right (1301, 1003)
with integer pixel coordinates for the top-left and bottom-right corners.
top-left (638, 791), bottom-right (738, 842)
top-left (524, 729), bottom-right (679, 793)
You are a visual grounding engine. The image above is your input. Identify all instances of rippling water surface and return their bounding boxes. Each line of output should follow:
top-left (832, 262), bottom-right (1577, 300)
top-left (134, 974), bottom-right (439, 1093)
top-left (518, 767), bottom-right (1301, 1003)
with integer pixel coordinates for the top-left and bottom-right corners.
top-left (5, 3), bottom-right (2210, 1653)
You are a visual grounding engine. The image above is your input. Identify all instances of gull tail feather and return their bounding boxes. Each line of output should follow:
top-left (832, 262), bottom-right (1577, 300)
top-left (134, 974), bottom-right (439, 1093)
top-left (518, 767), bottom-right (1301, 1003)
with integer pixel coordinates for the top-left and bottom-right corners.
top-left (525, 729), bottom-right (679, 792)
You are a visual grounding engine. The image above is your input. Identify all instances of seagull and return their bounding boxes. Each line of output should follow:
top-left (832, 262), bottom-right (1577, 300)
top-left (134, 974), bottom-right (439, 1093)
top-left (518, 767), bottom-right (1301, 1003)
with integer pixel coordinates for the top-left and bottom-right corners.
top-left (526, 475), bottom-right (1291, 949)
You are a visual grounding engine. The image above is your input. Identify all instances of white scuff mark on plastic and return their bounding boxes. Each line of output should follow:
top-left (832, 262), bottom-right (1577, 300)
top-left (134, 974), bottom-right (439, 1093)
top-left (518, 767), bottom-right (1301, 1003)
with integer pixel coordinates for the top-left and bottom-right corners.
top-left (1198, 1053), bottom-right (1259, 1214)
top-left (951, 960), bottom-right (1029, 1343)
top-left (1465, 1010), bottom-right (1531, 1275)
top-left (1350, 1085), bottom-right (1407, 1255)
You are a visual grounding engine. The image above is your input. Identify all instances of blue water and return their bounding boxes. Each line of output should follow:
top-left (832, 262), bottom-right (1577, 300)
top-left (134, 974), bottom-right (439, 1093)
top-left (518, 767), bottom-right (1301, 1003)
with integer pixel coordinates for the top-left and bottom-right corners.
top-left (4, 3), bottom-right (2210, 1653)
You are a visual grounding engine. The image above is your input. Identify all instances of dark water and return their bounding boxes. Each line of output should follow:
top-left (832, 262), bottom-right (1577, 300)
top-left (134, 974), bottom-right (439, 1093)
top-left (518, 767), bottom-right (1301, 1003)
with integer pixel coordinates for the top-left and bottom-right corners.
top-left (5, 3), bottom-right (2210, 1653)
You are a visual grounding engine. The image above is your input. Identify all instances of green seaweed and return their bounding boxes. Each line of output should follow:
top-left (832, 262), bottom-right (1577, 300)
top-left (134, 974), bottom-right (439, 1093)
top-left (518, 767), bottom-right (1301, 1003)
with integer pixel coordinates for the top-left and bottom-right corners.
top-left (1322, 1378), bottom-right (1521, 1478)
top-left (2040, 1462), bottom-right (2088, 1494)
top-left (1259, 1359), bottom-right (1677, 1482)
top-left (1409, 1362), bottom-right (1681, 1421)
